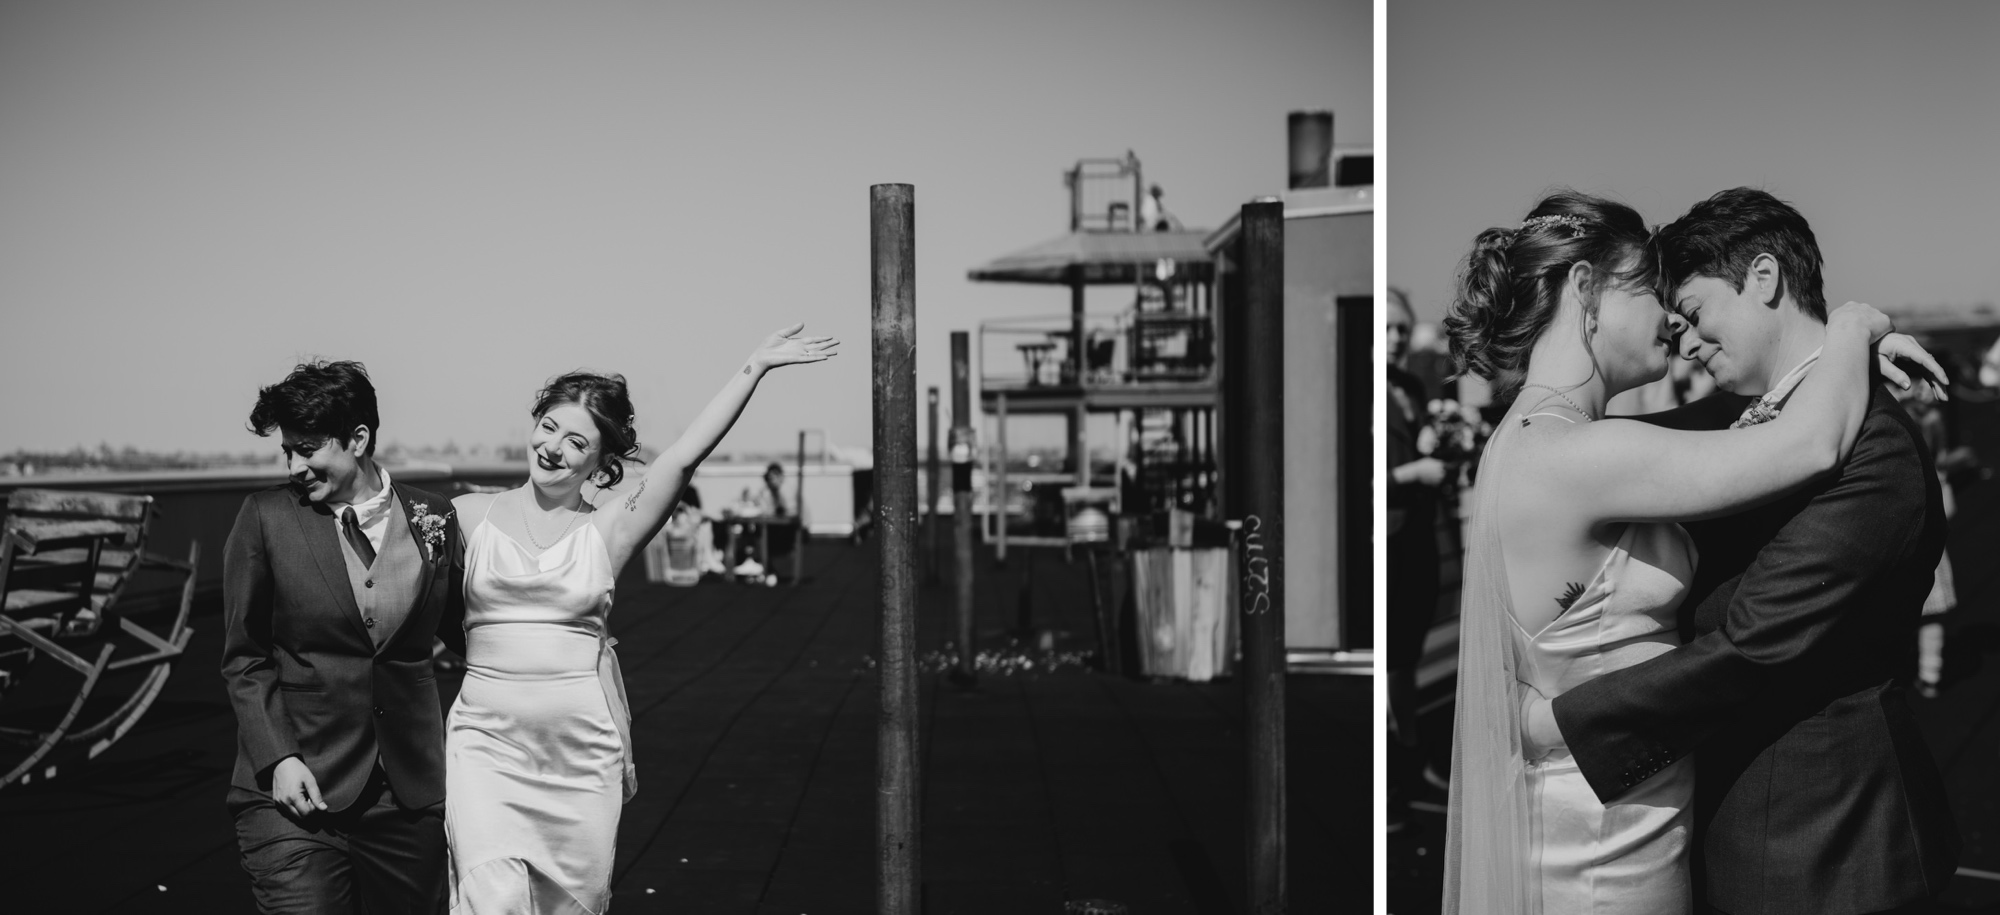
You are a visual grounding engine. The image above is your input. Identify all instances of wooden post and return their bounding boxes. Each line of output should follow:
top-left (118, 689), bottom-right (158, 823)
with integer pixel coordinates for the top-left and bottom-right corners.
top-left (1075, 402), bottom-right (1090, 489)
top-left (995, 391), bottom-right (1009, 565)
top-left (1069, 280), bottom-right (1087, 455)
top-left (794, 429), bottom-right (806, 585)
top-left (927, 386), bottom-right (941, 583)
top-left (950, 331), bottom-right (977, 686)
top-left (870, 183), bottom-right (920, 915)
top-left (1230, 197), bottom-right (1287, 915)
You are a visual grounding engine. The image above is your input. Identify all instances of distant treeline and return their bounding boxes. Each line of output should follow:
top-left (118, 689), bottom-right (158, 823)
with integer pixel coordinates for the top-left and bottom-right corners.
top-left (1, 444), bottom-right (276, 476)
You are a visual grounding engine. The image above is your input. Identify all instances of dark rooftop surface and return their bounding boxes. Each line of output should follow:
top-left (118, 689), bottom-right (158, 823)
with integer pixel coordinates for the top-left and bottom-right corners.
top-left (0, 535), bottom-right (1366, 913)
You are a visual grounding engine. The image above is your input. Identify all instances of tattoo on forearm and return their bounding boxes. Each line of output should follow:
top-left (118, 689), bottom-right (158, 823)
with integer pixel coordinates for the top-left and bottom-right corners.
top-left (743, 364), bottom-right (752, 375)
top-left (624, 479), bottom-right (646, 511)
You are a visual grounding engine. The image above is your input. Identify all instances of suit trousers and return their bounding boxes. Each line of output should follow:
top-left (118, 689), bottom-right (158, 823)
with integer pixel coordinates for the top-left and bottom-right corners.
top-left (230, 764), bottom-right (446, 915)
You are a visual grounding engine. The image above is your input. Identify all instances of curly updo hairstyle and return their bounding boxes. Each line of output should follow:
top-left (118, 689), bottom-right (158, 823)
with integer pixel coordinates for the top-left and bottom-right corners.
top-left (532, 371), bottom-right (640, 487)
top-left (1443, 189), bottom-right (1660, 399)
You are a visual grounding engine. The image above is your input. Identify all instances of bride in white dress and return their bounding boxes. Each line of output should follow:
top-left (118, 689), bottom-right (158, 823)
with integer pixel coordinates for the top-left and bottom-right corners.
top-left (444, 324), bottom-right (835, 913)
top-left (1438, 191), bottom-right (1932, 914)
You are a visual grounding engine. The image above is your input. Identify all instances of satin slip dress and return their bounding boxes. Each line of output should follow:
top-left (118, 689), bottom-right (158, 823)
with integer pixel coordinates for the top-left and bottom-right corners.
top-left (1509, 414), bottom-right (1699, 914)
top-left (446, 498), bottom-right (635, 915)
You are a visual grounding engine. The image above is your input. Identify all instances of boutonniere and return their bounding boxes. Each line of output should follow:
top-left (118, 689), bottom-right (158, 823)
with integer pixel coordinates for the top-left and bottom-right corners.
top-left (1732, 399), bottom-right (1781, 429)
top-left (410, 503), bottom-right (451, 560)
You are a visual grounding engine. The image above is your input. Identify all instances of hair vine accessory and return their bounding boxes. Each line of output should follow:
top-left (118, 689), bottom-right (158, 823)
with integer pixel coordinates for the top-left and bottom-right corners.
top-left (1521, 214), bottom-right (1588, 238)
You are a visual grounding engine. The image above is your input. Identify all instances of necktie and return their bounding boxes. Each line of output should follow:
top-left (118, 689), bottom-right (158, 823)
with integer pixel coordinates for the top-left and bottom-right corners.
top-left (342, 507), bottom-right (376, 568)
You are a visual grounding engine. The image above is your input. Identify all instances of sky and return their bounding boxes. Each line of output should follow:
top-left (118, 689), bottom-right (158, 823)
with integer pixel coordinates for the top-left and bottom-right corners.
top-left (0, 0), bottom-right (1369, 458)
top-left (1389, 0), bottom-right (2000, 328)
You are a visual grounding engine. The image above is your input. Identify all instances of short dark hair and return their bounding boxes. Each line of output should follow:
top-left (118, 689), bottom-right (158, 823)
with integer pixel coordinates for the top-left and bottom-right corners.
top-left (248, 360), bottom-right (380, 457)
top-left (1654, 187), bottom-right (1826, 321)
top-left (764, 462), bottom-right (784, 476)
top-left (532, 371), bottom-right (639, 487)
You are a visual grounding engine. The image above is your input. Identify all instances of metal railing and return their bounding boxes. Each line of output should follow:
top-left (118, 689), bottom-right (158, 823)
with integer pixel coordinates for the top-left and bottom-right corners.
top-left (978, 310), bottom-right (1216, 391)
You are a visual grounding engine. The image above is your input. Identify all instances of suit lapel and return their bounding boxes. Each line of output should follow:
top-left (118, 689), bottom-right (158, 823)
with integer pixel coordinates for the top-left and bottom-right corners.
top-left (290, 493), bottom-right (372, 645)
top-left (375, 484), bottom-right (439, 655)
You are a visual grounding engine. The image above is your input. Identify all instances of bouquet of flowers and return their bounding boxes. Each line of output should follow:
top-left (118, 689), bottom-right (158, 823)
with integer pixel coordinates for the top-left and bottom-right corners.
top-left (1424, 398), bottom-right (1493, 489)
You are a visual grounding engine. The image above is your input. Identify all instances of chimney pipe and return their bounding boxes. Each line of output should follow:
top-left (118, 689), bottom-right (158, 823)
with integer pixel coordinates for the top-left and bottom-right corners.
top-left (1287, 111), bottom-right (1332, 190)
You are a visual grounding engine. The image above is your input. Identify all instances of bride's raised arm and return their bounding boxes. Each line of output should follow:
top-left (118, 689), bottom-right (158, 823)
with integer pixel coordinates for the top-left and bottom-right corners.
top-left (1548, 301), bottom-right (1911, 525)
top-left (598, 323), bottom-right (836, 569)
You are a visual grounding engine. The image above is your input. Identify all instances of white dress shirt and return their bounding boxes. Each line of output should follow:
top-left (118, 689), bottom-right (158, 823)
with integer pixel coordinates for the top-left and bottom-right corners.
top-left (329, 464), bottom-right (395, 553)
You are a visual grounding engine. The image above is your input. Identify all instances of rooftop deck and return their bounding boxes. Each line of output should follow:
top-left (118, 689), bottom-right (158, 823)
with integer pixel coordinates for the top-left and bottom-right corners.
top-left (0, 537), bottom-right (1365, 913)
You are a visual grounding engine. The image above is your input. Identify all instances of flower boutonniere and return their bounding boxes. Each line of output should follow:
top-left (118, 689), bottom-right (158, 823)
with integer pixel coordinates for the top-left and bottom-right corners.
top-left (1732, 398), bottom-right (1781, 429)
top-left (410, 503), bottom-right (451, 560)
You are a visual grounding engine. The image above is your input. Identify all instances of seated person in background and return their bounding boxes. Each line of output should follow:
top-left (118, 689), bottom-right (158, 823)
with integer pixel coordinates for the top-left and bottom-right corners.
top-left (726, 463), bottom-right (796, 576)
top-left (667, 485), bottom-right (724, 576)
top-left (742, 462), bottom-right (791, 518)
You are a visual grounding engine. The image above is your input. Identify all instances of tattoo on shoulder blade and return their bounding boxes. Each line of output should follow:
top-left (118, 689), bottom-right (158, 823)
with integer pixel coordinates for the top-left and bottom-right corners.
top-left (1555, 582), bottom-right (1586, 612)
top-left (624, 479), bottom-right (646, 511)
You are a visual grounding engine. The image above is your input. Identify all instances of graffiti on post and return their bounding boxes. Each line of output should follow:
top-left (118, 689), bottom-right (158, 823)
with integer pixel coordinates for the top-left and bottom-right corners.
top-left (1239, 514), bottom-right (1271, 615)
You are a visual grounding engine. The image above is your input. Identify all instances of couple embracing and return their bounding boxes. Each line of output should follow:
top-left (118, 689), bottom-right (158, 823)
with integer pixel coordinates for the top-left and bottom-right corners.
top-left (221, 325), bottom-right (836, 913)
top-left (1442, 188), bottom-right (1959, 915)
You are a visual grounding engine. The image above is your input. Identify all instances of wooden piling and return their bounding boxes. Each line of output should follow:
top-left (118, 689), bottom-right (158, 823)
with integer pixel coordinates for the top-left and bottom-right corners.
top-left (1232, 197), bottom-right (1287, 915)
top-left (794, 430), bottom-right (807, 585)
top-left (927, 386), bottom-right (941, 584)
top-left (870, 183), bottom-right (920, 915)
top-left (995, 391), bottom-right (1009, 564)
top-left (950, 331), bottom-right (977, 685)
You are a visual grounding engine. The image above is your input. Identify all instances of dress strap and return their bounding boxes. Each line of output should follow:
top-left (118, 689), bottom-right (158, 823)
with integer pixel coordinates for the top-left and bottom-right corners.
top-left (479, 490), bottom-right (502, 527)
top-left (1520, 411), bottom-right (1581, 425)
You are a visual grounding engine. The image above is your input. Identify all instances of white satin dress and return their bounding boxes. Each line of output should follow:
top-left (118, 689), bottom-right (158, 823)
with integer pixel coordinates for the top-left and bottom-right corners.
top-left (446, 506), bottom-right (636, 915)
top-left (1513, 520), bottom-right (1697, 914)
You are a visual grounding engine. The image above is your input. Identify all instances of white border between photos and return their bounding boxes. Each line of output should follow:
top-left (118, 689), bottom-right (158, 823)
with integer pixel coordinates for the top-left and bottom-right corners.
top-left (1372, 0), bottom-right (1389, 912)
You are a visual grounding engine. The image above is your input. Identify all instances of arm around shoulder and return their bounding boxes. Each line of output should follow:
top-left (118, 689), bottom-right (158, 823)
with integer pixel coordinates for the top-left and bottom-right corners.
top-left (1552, 409), bottom-right (1935, 802)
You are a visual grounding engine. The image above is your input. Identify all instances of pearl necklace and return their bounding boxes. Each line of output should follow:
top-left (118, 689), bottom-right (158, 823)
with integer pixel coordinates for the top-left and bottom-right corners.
top-left (1519, 383), bottom-right (1596, 421)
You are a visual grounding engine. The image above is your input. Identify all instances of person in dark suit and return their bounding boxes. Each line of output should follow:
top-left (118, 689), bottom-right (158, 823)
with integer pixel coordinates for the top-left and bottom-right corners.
top-left (222, 360), bottom-right (466, 914)
top-left (1387, 286), bottom-right (1449, 828)
top-left (1534, 189), bottom-right (1960, 915)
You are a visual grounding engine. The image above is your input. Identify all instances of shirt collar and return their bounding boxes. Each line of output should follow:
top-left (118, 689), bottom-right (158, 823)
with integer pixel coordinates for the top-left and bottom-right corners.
top-left (1763, 347), bottom-right (1822, 408)
top-left (331, 464), bottom-right (394, 522)
top-left (1731, 348), bottom-right (1822, 429)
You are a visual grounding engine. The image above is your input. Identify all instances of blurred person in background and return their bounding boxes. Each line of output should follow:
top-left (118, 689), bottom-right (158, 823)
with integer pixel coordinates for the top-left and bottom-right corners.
top-left (1896, 364), bottom-right (1979, 697)
top-left (1387, 286), bottom-right (1450, 831)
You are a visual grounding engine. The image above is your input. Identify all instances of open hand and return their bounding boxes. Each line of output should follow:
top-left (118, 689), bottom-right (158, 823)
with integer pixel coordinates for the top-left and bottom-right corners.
top-left (1876, 332), bottom-right (1950, 402)
top-left (749, 323), bottom-right (839, 372)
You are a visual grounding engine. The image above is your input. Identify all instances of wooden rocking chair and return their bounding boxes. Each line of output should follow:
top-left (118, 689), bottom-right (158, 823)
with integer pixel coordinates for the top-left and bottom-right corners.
top-left (0, 489), bottom-right (197, 788)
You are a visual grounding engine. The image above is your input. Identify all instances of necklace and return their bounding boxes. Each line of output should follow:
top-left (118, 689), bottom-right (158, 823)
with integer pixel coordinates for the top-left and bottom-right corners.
top-left (1519, 383), bottom-right (1596, 421)
top-left (520, 490), bottom-right (584, 549)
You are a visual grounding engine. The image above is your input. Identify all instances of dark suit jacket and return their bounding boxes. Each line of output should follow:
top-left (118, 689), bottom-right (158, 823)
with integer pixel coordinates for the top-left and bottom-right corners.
top-left (222, 482), bottom-right (466, 812)
top-left (1387, 366), bottom-right (1435, 539)
top-left (1551, 388), bottom-right (1959, 915)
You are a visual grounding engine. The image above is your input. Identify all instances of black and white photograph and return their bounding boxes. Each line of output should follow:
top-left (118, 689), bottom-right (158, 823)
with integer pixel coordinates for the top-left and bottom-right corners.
top-left (1388, 2), bottom-right (2000, 914)
top-left (0, 1), bottom-right (1372, 913)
